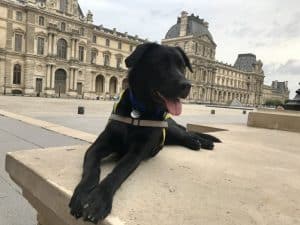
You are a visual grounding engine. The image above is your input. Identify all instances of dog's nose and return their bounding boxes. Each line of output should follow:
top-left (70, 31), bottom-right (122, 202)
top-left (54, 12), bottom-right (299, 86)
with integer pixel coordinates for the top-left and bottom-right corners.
top-left (179, 81), bottom-right (191, 98)
top-left (180, 81), bottom-right (191, 92)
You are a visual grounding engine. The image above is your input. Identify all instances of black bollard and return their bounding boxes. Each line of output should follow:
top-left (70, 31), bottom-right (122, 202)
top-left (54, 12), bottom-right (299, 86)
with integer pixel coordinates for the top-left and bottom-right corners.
top-left (211, 109), bottom-right (215, 115)
top-left (78, 106), bottom-right (85, 115)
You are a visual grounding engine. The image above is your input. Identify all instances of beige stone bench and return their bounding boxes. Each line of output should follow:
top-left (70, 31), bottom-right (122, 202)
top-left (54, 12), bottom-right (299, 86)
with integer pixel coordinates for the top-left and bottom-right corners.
top-left (248, 110), bottom-right (300, 133)
top-left (5, 125), bottom-right (300, 225)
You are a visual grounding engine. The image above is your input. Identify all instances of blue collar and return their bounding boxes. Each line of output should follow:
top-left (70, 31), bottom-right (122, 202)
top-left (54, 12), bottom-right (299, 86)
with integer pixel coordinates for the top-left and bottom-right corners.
top-left (129, 89), bottom-right (165, 119)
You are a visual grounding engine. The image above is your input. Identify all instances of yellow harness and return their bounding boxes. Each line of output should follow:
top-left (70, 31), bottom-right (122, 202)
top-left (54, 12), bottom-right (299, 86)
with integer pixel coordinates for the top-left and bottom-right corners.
top-left (112, 90), bottom-right (171, 146)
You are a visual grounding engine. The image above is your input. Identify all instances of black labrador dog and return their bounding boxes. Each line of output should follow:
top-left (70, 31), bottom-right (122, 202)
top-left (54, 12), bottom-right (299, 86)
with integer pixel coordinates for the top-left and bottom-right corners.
top-left (69, 43), bottom-right (221, 223)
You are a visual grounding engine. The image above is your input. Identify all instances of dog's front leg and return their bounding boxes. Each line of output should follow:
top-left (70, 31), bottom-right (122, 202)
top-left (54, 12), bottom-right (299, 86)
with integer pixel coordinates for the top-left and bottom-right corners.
top-left (69, 132), bottom-right (112, 219)
top-left (81, 138), bottom-right (157, 223)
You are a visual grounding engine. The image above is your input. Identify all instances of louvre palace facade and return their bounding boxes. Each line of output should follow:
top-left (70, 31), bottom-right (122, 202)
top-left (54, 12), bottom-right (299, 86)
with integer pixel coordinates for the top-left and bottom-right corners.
top-left (162, 11), bottom-right (289, 106)
top-left (0, 0), bottom-right (144, 99)
top-left (0, 1), bottom-right (289, 105)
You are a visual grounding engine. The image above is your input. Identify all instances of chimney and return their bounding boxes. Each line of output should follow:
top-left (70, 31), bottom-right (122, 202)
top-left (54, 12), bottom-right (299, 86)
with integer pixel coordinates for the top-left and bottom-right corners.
top-left (179, 11), bottom-right (188, 37)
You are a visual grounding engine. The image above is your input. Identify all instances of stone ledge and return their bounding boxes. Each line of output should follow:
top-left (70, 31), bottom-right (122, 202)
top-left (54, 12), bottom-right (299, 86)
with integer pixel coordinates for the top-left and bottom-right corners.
top-left (5, 126), bottom-right (300, 225)
top-left (247, 111), bottom-right (300, 132)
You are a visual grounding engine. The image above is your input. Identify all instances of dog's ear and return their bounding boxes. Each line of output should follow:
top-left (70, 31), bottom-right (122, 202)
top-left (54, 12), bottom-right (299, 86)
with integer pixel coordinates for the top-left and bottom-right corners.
top-left (176, 47), bottom-right (193, 73)
top-left (125, 43), bottom-right (157, 68)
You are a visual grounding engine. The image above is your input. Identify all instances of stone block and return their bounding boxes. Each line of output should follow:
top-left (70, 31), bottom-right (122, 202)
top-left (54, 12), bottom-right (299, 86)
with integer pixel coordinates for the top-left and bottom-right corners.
top-left (247, 111), bottom-right (300, 133)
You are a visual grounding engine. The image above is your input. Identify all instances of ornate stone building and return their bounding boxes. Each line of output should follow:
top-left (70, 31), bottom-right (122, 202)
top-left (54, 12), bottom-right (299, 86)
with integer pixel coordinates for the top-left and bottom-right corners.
top-left (262, 81), bottom-right (289, 104)
top-left (162, 11), bottom-right (289, 106)
top-left (0, 5), bottom-right (289, 106)
top-left (0, 0), bottom-right (144, 98)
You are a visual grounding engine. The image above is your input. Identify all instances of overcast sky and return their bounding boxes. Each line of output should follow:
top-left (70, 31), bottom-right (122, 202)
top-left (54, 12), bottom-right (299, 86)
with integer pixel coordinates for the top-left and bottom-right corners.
top-left (78, 0), bottom-right (300, 96)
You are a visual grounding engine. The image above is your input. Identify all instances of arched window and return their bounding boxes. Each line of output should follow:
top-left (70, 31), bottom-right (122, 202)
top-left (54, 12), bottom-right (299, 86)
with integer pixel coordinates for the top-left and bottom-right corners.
top-left (57, 39), bottom-right (67, 59)
top-left (13, 64), bottom-right (21, 85)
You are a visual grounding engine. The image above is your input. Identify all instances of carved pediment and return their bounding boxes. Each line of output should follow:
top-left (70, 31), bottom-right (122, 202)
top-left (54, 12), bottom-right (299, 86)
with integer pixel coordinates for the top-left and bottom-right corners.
top-left (35, 31), bottom-right (47, 38)
top-left (14, 28), bottom-right (25, 34)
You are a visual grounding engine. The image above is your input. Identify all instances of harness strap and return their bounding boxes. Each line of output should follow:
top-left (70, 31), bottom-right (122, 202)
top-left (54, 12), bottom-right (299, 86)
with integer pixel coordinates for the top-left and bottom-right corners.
top-left (109, 114), bottom-right (168, 128)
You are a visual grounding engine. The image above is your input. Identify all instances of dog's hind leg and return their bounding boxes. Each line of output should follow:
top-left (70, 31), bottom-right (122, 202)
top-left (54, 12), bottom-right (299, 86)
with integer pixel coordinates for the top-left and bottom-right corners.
top-left (69, 132), bottom-right (113, 219)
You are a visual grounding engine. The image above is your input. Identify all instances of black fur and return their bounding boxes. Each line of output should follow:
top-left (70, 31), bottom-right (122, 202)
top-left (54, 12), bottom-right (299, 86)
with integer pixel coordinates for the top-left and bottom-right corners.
top-left (69, 43), bottom-right (221, 223)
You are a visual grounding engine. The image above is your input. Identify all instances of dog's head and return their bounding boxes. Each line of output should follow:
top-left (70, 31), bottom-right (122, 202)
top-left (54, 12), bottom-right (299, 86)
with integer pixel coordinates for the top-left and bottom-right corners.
top-left (125, 43), bottom-right (193, 116)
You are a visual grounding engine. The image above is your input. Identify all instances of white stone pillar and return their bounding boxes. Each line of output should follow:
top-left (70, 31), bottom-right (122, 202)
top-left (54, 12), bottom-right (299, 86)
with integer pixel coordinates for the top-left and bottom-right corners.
top-left (46, 65), bottom-right (51, 89)
top-left (74, 69), bottom-right (78, 90)
top-left (51, 65), bottom-right (55, 89)
top-left (48, 34), bottom-right (52, 56)
top-left (70, 39), bottom-right (74, 59)
top-left (69, 68), bottom-right (73, 91)
top-left (105, 77), bottom-right (110, 94)
top-left (74, 40), bottom-right (78, 59)
top-left (52, 34), bottom-right (57, 56)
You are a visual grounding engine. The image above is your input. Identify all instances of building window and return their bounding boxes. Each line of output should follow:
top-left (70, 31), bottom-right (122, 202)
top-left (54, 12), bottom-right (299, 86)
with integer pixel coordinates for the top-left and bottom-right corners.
top-left (39, 16), bottom-right (45, 26)
top-left (116, 57), bottom-right (122, 69)
top-left (13, 64), bottom-right (21, 84)
top-left (105, 39), bottom-right (110, 47)
top-left (104, 54), bottom-right (110, 66)
top-left (15, 34), bottom-right (22, 52)
top-left (60, 0), bottom-right (68, 12)
top-left (79, 28), bottom-right (84, 36)
top-left (91, 50), bottom-right (97, 64)
top-left (129, 45), bottom-right (133, 52)
top-left (16, 11), bottom-right (22, 21)
top-left (57, 38), bottom-right (67, 59)
top-left (37, 37), bottom-right (45, 55)
top-left (118, 41), bottom-right (122, 50)
top-left (92, 35), bottom-right (97, 44)
top-left (79, 46), bottom-right (84, 62)
top-left (61, 22), bottom-right (66, 32)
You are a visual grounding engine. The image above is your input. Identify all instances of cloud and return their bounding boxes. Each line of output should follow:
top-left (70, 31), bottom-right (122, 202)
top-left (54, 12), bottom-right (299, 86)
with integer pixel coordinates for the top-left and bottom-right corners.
top-left (264, 60), bottom-right (300, 97)
top-left (276, 60), bottom-right (300, 75)
top-left (78, 0), bottom-right (300, 97)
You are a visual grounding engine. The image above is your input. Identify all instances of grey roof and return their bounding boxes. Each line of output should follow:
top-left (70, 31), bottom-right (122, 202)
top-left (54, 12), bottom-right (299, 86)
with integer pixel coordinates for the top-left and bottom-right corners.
top-left (234, 54), bottom-right (257, 72)
top-left (165, 16), bottom-right (214, 41)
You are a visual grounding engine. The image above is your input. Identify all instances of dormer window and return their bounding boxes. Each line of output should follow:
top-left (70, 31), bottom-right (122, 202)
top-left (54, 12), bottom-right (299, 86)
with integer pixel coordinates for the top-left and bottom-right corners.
top-left (92, 35), bottom-right (97, 44)
top-left (60, 0), bottom-right (68, 12)
top-left (16, 11), bottom-right (22, 21)
top-left (38, 16), bottom-right (45, 26)
top-left (105, 39), bottom-right (110, 47)
top-left (79, 28), bottom-right (84, 36)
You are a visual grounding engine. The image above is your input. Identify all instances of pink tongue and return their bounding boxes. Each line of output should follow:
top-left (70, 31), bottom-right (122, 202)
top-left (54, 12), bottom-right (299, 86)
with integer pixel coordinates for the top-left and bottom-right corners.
top-left (165, 99), bottom-right (182, 116)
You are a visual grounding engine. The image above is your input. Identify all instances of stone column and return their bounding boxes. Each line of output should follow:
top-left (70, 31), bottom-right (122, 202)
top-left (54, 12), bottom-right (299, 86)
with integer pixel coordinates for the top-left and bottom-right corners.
top-left (70, 39), bottom-right (74, 59)
top-left (48, 33), bottom-right (52, 56)
top-left (105, 77), bottom-right (110, 94)
top-left (74, 40), bottom-right (78, 59)
top-left (46, 65), bottom-right (51, 89)
top-left (52, 34), bottom-right (57, 56)
top-left (69, 68), bottom-right (73, 91)
top-left (73, 69), bottom-right (78, 90)
top-left (51, 65), bottom-right (56, 89)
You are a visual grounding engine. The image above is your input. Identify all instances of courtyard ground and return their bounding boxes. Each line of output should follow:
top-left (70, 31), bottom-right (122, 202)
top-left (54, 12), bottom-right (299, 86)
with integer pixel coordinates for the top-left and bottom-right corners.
top-left (1, 95), bottom-right (299, 225)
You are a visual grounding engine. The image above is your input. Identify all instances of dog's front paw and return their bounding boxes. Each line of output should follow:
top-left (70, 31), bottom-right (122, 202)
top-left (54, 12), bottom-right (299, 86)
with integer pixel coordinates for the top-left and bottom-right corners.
top-left (69, 183), bottom-right (93, 219)
top-left (82, 186), bottom-right (113, 224)
top-left (188, 133), bottom-right (214, 150)
top-left (185, 135), bottom-right (202, 150)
